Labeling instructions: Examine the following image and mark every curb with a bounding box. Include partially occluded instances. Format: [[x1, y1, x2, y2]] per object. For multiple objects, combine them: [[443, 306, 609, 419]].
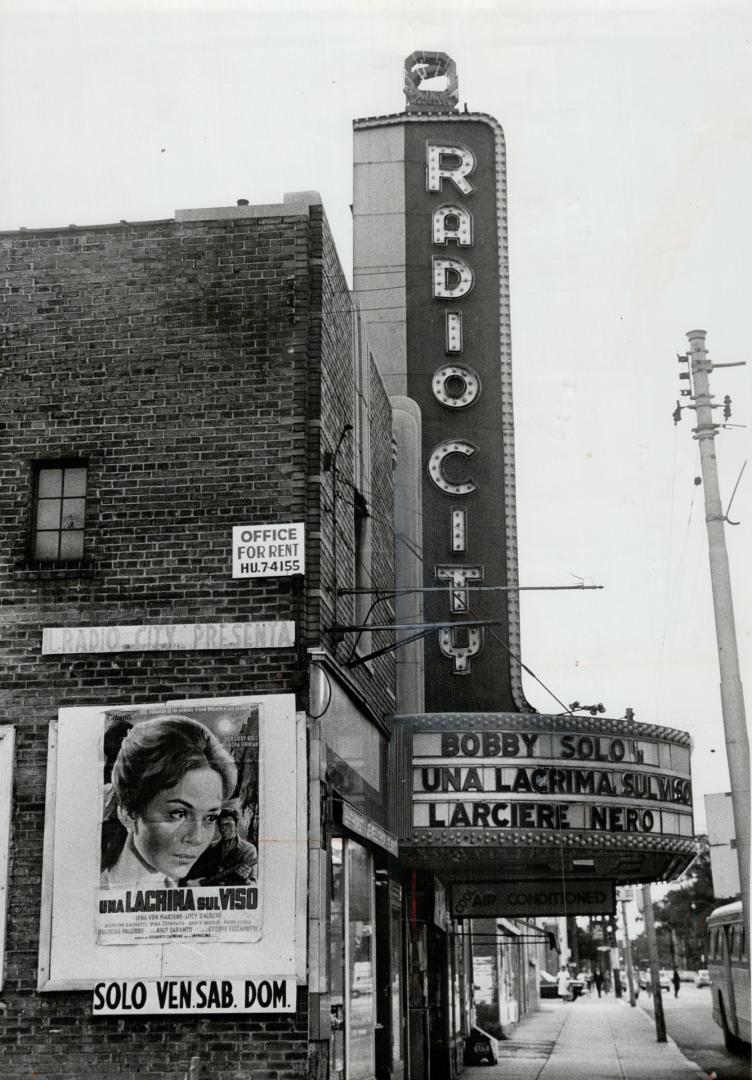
[[618, 996, 708, 1076]]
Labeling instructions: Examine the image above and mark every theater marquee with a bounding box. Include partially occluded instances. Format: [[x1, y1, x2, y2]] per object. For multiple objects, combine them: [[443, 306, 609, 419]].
[[391, 713, 695, 882]]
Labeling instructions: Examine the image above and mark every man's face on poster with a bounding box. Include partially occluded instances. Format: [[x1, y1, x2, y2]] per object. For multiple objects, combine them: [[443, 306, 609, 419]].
[[219, 817, 237, 842]]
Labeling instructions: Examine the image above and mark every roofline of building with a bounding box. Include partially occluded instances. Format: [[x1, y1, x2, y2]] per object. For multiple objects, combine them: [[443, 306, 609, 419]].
[[0, 191, 325, 239], [353, 109, 502, 130]]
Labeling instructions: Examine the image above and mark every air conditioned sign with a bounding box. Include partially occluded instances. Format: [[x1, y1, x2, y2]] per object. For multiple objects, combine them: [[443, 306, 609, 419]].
[[232, 523, 305, 578], [451, 880, 616, 918]]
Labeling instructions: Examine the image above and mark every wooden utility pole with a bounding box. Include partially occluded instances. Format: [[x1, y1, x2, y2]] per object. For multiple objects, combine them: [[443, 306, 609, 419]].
[[641, 884, 666, 1042], [680, 330, 749, 955]]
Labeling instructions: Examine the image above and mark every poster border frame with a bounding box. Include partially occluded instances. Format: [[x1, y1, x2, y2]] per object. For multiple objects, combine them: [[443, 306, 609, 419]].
[[37, 722, 57, 990], [0, 726, 15, 992], [37, 699, 306, 993]]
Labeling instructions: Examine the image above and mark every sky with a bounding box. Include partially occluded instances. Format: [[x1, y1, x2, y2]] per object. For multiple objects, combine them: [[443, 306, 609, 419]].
[[1, 0, 750, 837]]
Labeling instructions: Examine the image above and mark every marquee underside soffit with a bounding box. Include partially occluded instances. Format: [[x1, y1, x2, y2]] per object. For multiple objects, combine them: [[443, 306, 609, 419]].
[[396, 839, 695, 885]]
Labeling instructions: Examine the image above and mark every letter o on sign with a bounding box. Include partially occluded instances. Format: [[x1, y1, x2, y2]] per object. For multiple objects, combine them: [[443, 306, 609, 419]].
[[432, 364, 481, 409]]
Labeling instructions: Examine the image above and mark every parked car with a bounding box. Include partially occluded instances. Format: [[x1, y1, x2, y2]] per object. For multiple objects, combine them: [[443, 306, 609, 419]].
[[638, 970, 670, 992], [695, 969, 711, 988], [679, 970, 697, 982]]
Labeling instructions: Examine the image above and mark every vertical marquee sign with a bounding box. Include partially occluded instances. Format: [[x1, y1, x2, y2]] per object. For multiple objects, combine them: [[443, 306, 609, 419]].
[[354, 52, 523, 713]]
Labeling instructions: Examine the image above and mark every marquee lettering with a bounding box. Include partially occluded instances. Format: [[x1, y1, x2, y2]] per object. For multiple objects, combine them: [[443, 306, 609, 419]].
[[433, 205, 473, 246], [451, 509, 467, 552], [432, 364, 481, 409], [426, 142, 482, 675], [441, 731, 540, 757], [438, 626, 482, 674], [413, 765, 691, 805], [445, 312, 463, 352], [427, 441, 478, 495], [435, 565, 482, 613], [432, 257, 474, 299], [426, 144, 476, 195], [427, 801, 571, 830]]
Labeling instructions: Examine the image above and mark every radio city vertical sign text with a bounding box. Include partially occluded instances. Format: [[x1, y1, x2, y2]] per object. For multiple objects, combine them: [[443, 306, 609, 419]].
[[404, 117, 516, 711]]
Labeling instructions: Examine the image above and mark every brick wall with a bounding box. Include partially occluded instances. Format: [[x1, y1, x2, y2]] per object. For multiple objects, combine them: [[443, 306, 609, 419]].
[[304, 206, 395, 721], [0, 205, 395, 1078]]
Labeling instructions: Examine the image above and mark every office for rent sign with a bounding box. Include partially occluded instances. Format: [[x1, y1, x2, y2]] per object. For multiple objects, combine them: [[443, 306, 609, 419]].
[[232, 523, 305, 578], [39, 695, 305, 1011]]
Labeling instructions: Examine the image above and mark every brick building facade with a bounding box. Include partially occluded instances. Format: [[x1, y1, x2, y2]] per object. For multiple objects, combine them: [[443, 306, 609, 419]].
[[0, 194, 397, 1079]]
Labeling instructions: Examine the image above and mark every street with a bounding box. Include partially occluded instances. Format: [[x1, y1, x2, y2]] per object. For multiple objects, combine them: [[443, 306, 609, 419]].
[[637, 984, 750, 1080]]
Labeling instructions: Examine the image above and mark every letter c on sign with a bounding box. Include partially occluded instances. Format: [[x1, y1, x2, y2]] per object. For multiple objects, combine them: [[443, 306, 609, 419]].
[[428, 441, 478, 496]]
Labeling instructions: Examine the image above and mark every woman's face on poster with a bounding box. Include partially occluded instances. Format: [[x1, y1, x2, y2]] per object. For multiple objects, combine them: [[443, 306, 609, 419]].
[[127, 766, 224, 880]]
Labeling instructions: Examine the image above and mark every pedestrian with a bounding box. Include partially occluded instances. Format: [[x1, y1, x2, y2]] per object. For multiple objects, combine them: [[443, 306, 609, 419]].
[[594, 970, 603, 998], [556, 965, 571, 1003], [672, 969, 681, 998]]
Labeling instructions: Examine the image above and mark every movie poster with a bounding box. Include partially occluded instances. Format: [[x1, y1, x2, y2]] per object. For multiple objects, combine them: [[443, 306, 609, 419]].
[[96, 701, 262, 945]]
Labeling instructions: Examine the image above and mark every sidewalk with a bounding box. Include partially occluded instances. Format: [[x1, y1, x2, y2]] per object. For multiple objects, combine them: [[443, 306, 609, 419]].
[[462, 994, 707, 1080]]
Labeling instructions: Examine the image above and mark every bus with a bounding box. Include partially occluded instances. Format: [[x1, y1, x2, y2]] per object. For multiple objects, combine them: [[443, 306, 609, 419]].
[[707, 900, 750, 1054]]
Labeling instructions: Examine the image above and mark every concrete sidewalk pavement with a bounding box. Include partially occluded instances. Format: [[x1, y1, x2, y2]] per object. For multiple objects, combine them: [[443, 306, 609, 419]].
[[462, 994, 708, 1080]]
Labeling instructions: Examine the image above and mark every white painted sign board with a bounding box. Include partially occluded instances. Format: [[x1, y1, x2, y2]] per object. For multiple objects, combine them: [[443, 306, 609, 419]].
[[42, 621, 294, 654], [705, 792, 741, 898], [93, 976, 296, 1015], [232, 523, 305, 578]]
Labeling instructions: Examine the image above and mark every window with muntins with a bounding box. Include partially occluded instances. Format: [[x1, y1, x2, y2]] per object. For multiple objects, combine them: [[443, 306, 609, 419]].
[[32, 462, 87, 560]]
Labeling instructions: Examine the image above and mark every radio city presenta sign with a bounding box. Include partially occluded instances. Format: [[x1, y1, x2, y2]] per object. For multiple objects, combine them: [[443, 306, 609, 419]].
[[42, 621, 294, 654], [409, 715, 693, 841]]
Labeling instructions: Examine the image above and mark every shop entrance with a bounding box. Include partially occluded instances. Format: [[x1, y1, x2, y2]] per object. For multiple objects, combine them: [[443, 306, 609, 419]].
[[330, 838, 377, 1080]]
